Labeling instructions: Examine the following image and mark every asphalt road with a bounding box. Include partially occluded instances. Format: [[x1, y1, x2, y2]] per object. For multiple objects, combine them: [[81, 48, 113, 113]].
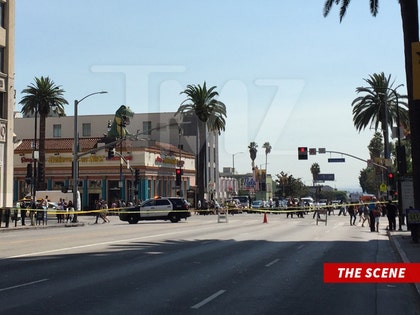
[[0, 213, 419, 315]]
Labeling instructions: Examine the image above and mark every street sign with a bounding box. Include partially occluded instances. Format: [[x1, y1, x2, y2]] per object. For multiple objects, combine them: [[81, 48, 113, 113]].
[[317, 173, 335, 181], [379, 183, 387, 193], [328, 158, 345, 163]]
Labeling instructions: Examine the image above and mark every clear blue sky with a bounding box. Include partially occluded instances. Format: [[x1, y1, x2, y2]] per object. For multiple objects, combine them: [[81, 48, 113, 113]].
[[15, 1, 406, 191]]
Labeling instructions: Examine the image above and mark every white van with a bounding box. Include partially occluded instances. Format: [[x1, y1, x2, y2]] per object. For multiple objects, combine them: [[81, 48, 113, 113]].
[[300, 197, 314, 206], [233, 196, 250, 208], [34, 190, 81, 210]]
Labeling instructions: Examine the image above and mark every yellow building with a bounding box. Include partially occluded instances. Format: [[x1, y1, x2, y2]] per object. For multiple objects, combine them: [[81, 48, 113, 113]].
[[14, 136, 195, 210]]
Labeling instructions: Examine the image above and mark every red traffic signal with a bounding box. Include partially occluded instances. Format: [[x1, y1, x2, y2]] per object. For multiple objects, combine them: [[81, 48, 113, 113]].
[[387, 172, 395, 186], [298, 147, 308, 160], [175, 168, 182, 186]]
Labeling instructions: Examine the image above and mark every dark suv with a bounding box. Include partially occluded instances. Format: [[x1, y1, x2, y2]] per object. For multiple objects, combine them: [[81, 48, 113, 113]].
[[119, 197, 191, 224]]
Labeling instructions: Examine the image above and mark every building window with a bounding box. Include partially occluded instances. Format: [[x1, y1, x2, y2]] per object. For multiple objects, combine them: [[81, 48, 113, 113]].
[[53, 124, 62, 138], [143, 121, 152, 135], [0, 3, 4, 28], [0, 92, 4, 119], [0, 47, 4, 74], [82, 123, 91, 137]]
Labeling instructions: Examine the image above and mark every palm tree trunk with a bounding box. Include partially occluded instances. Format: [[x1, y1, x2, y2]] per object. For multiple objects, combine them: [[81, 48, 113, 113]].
[[400, 0, 420, 208], [198, 121, 207, 204], [38, 113, 47, 190]]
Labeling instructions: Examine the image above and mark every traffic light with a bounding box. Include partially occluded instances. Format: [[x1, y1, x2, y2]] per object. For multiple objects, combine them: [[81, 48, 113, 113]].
[[38, 163, 45, 181], [25, 164, 32, 184], [387, 172, 395, 187], [134, 168, 140, 185], [298, 147, 308, 160], [396, 145, 407, 175], [175, 168, 182, 186], [108, 147, 115, 159]]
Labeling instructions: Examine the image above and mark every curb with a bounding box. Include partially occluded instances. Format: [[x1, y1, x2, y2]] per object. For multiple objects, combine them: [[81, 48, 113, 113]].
[[0, 221, 86, 232], [388, 230, 420, 297]]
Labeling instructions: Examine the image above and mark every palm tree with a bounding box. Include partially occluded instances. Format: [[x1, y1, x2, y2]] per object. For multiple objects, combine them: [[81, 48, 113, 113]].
[[176, 82, 227, 204], [20, 76, 68, 190], [310, 163, 321, 184], [248, 142, 258, 171], [351, 73, 408, 160], [262, 142, 272, 172], [323, 0, 420, 215]]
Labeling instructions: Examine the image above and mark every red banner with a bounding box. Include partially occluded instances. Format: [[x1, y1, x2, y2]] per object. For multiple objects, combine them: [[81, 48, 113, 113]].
[[324, 263, 420, 283]]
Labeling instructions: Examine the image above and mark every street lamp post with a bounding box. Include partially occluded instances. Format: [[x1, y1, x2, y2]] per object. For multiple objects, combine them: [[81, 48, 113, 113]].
[[177, 126, 184, 197], [390, 85, 405, 230], [381, 85, 405, 230], [72, 91, 107, 222], [232, 152, 243, 174]]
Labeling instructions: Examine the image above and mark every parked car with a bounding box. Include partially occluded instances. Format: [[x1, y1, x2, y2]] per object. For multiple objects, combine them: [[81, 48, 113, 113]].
[[251, 200, 263, 208], [119, 197, 191, 224], [224, 198, 243, 214], [300, 197, 314, 206], [233, 196, 250, 208], [315, 199, 328, 209]]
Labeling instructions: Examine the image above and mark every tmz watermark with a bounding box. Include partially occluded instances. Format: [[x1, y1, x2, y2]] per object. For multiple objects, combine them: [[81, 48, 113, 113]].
[[90, 64, 306, 156]]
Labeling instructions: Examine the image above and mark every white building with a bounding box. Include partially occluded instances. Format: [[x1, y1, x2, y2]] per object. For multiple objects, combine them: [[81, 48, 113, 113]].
[[0, 1, 15, 209]]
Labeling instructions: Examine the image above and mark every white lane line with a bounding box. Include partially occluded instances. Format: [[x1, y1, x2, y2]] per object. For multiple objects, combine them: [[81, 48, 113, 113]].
[[2, 230, 200, 260], [191, 290, 226, 309], [265, 258, 279, 267], [0, 279, 49, 292]]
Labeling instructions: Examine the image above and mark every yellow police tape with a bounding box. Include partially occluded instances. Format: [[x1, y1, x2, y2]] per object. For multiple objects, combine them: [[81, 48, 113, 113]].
[[12, 200, 395, 216]]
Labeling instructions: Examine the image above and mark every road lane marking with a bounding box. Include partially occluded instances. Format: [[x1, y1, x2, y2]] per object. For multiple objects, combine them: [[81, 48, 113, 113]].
[[265, 258, 279, 267], [0, 279, 49, 292], [191, 290, 226, 309], [2, 229, 210, 260]]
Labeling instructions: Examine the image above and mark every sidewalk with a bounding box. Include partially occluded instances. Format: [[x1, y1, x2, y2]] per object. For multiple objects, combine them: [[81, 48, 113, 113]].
[[388, 225, 420, 296], [0, 215, 101, 231]]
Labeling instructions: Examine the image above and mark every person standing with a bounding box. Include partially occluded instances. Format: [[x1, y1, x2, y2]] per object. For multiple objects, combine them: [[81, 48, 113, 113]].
[[361, 204, 370, 227], [373, 205, 382, 232], [338, 200, 346, 216], [66, 200, 74, 223], [369, 202, 376, 232], [287, 198, 294, 218], [386, 200, 397, 231], [19, 201, 26, 226], [348, 204, 357, 226], [29, 197, 36, 226]]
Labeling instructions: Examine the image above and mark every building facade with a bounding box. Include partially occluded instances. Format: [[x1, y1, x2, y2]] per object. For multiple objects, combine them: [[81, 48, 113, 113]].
[[14, 136, 195, 209], [14, 111, 220, 208], [0, 0, 15, 208]]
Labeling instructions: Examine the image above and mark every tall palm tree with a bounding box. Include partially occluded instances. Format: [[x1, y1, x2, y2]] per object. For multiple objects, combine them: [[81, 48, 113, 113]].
[[176, 82, 227, 204], [248, 142, 258, 171], [310, 163, 321, 184], [351, 73, 408, 160], [262, 142, 272, 172], [323, 0, 420, 215], [20, 76, 68, 190]]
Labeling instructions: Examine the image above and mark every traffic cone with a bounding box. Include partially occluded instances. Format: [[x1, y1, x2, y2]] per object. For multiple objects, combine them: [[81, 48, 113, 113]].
[[263, 212, 268, 223]]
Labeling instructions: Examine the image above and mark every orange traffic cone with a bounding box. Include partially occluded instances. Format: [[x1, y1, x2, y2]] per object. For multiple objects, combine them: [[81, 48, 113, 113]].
[[263, 212, 268, 223]]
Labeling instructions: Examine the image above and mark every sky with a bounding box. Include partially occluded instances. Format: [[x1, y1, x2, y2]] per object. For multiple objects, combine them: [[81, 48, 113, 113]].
[[15, 1, 407, 191]]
